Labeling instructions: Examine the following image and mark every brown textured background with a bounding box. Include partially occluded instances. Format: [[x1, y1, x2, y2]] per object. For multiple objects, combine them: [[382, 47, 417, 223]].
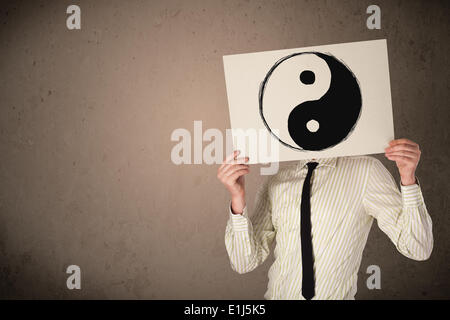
[[0, 0, 448, 299]]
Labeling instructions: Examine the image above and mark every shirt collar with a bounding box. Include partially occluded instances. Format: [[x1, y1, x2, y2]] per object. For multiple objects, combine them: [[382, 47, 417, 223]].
[[295, 157, 338, 171]]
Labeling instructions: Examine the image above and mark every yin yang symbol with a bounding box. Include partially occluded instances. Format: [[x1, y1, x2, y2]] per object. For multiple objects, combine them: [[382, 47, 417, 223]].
[[259, 52, 362, 151]]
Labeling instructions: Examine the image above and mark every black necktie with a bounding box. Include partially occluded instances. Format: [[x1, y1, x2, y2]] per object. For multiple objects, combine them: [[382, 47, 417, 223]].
[[301, 161, 318, 300]]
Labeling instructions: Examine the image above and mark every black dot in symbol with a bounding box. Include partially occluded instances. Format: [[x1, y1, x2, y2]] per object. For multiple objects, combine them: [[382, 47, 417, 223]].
[[300, 70, 315, 85]]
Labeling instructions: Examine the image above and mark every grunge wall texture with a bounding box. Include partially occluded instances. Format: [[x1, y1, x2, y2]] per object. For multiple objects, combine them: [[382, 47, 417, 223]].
[[0, 0, 448, 299]]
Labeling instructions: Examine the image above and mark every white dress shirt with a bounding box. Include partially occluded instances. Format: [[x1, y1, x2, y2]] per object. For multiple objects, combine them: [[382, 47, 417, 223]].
[[224, 156, 433, 299]]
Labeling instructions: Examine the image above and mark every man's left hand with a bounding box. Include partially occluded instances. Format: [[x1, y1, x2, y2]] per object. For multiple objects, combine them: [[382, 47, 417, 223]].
[[385, 138, 421, 186]]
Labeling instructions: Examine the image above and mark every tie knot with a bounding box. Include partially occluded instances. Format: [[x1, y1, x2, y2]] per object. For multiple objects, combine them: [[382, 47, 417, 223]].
[[307, 162, 319, 171]]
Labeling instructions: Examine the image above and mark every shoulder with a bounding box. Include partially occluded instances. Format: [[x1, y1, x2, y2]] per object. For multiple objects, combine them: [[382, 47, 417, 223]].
[[266, 162, 298, 184], [338, 156, 394, 185], [259, 162, 298, 194], [337, 155, 382, 169]]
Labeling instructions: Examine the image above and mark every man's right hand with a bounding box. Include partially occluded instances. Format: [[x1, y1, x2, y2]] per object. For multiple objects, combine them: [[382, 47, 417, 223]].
[[217, 150, 249, 214]]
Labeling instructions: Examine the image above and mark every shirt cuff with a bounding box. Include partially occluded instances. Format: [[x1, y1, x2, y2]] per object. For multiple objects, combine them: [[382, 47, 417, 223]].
[[228, 203, 250, 232], [400, 177, 425, 207]]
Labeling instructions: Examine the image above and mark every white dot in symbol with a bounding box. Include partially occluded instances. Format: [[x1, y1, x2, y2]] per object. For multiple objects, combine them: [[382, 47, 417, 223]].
[[306, 120, 320, 132]]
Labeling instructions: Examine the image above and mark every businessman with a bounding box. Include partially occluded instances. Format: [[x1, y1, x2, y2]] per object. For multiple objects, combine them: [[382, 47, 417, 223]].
[[217, 139, 433, 299]]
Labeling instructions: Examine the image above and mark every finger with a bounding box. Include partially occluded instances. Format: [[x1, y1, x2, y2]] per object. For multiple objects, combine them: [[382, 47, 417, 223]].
[[389, 138, 416, 146], [385, 155, 414, 162], [219, 157, 249, 174], [385, 150, 418, 159], [223, 164, 250, 177], [226, 157, 250, 165], [226, 150, 240, 162], [219, 157, 249, 175], [220, 159, 249, 175], [389, 139, 418, 147], [228, 168, 250, 182], [220, 150, 240, 170], [385, 144, 419, 153]]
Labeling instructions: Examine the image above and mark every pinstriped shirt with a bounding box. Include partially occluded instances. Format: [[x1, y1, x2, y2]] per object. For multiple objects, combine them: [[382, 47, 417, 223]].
[[224, 156, 433, 300]]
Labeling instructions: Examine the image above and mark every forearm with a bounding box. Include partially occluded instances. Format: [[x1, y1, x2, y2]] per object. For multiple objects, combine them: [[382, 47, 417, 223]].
[[224, 207, 260, 274], [231, 195, 246, 215], [365, 157, 433, 261], [395, 184, 433, 260]]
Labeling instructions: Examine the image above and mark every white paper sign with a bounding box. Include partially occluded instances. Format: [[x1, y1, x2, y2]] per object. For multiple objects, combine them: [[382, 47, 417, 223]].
[[222, 39, 394, 164]]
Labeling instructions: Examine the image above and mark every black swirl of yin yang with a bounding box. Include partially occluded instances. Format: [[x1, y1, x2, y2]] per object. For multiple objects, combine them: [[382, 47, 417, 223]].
[[258, 52, 362, 151]]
